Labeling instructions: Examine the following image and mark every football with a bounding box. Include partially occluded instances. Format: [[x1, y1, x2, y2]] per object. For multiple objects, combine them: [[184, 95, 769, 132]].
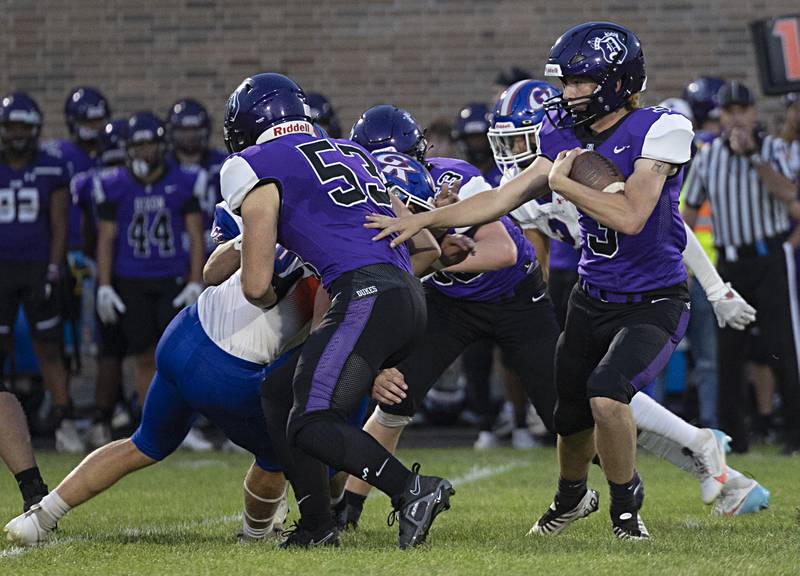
[[568, 150, 626, 193]]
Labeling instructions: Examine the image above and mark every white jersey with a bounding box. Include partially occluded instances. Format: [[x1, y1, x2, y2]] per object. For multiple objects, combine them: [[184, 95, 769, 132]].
[[502, 171, 582, 249], [197, 269, 316, 365], [199, 201, 318, 365]]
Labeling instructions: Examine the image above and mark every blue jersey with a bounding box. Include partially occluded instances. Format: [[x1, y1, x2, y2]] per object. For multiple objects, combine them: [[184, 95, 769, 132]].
[[220, 123, 411, 288], [45, 139, 99, 250], [538, 107, 694, 292], [94, 162, 204, 279], [426, 157, 538, 302], [0, 148, 70, 262]]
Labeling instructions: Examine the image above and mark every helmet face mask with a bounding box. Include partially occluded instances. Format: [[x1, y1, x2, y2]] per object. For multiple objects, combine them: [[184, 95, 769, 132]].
[[489, 79, 559, 178], [125, 112, 167, 180], [167, 99, 211, 156], [350, 105, 427, 162], [0, 92, 43, 159], [65, 87, 110, 145]]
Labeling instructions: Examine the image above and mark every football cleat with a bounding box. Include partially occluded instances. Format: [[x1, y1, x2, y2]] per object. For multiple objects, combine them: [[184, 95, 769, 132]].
[[179, 427, 214, 452], [87, 421, 112, 450], [511, 428, 539, 450], [611, 510, 650, 541], [389, 463, 455, 549], [713, 477, 770, 517], [528, 488, 599, 536], [278, 521, 340, 549], [334, 501, 363, 532], [690, 429, 730, 504], [4, 504, 57, 546], [473, 430, 502, 450], [55, 419, 86, 454]]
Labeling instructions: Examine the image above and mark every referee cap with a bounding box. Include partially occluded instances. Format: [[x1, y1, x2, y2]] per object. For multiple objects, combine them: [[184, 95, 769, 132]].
[[717, 81, 755, 109]]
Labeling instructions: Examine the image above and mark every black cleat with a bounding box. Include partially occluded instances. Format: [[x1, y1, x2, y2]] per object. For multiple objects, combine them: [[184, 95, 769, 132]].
[[334, 501, 362, 531], [278, 521, 340, 549], [611, 474, 649, 540], [389, 463, 455, 549], [528, 488, 599, 535], [21, 479, 48, 513]]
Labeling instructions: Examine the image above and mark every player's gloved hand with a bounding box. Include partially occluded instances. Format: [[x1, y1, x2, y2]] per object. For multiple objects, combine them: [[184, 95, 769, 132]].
[[97, 285, 126, 325], [372, 367, 408, 405], [268, 246, 306, 308], [436, 233, 476, 269], [707, 282, 756, 330], [172, 282, 204, 309]]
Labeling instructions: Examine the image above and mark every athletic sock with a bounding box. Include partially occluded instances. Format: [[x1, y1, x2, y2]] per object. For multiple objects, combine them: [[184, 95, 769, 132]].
[[556, 476, 587, 508], [630, 393, 699, 450], [609, 474, 638, 516], [345, 490, 367, 511], [15, 467, 48, 504], [37, 491, 70, 529]]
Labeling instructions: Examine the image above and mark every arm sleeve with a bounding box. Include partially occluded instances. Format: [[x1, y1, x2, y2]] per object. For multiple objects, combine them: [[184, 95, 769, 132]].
[[681, 221, 727, 299], [210, 201, 243, 244], [220, 155, 261, 213], [640, 113, 694, 165], [93, 176, 117, 220]]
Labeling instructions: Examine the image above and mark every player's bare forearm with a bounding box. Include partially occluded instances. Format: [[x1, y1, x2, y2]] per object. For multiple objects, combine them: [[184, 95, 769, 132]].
[[240, 184, 279, 307], [443, 221, 517, 273], [49, 187, 68, 268], [96, 220, 117, 286], [203, 236, 241, 286], [185, 213, 205, 284], [754, 162, 797, 204]]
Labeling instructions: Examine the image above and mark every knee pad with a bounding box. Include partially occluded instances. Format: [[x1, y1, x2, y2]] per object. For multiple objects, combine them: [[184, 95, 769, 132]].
[[553, 397, 594, 437], [586, 363, 634, 404], [373, 405, 412, 428]]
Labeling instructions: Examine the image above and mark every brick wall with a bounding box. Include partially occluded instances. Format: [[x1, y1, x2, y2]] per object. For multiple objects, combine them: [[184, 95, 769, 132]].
[[1, 0, 796, 144]]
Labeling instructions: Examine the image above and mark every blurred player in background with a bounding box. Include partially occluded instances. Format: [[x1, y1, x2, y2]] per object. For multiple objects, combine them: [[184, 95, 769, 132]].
[[166, 99, 228, 255], [0, 92, 80, 453], [93, 112, 205, 415], [306, 92, 342, 138]]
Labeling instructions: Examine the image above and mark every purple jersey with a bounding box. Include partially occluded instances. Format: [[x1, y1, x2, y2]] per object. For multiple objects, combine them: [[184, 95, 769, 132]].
[[426, 157, 538, 301], [220, 126, 411, 288], [550, 237, 581, 271], [170, 148, 228, 243], [0, 148, 70, 262], [45, 140, 99, 249], [95, 162, 203, 279], [538, 107, 693, 293]]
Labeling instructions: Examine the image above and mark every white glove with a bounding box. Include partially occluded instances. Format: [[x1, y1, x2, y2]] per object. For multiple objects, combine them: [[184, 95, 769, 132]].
[[97, 285, 126, 325], [172, 282, 204, 309], [707, 283, 757, 330]]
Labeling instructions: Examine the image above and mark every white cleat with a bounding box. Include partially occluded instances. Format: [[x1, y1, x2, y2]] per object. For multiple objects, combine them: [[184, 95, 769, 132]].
[[4, 504, 56, 546], [691, 429, 730, 504], [473, 430, 502, 450], [511, 428, 539, 450], [87, 422, 112, 450], [55, 419, 87, 454], [713, 476, 770, 517], [180, 427, 214, 452]]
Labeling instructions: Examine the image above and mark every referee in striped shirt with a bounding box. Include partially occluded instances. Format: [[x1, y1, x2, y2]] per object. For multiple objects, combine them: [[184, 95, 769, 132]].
[[683, 81, 800, 455]]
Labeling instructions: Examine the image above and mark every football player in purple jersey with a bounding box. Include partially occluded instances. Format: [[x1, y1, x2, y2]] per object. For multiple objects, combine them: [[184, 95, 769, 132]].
[[220, 73, 453, 549], [367, 22, 703, 540], [94, 112, 205, 415], [453, 103, 503, 186], [0, 92, 84, 450], [166, 99, 229, 256]]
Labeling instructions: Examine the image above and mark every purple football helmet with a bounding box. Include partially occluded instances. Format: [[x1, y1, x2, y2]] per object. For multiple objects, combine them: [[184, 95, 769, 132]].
[[543, 21, 646, 128]]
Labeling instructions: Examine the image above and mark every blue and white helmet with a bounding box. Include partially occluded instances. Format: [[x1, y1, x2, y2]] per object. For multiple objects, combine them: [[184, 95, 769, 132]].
[[488, 79, 560, 178], [372, 150, 435, 213]]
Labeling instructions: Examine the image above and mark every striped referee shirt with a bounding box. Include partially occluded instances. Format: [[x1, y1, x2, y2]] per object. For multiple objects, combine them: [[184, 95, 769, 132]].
[[685, 134, 795, 248]]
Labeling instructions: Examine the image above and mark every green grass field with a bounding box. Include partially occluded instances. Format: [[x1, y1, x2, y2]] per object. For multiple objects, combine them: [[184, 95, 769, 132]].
[[1, 447, 798, 575]]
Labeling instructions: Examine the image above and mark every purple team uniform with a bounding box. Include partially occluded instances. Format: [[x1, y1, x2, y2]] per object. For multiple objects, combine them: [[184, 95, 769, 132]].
[[94, 162, 203, 353], [538, 107, 695, 434], [45, 139, 98, 250], [0, 148, 70, 339], [378, 155, 559, 432]]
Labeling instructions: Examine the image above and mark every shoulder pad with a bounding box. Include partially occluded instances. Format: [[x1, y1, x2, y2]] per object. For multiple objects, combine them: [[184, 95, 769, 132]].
[[639, 110, 694, 165], [220, 155, 260, 213]]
